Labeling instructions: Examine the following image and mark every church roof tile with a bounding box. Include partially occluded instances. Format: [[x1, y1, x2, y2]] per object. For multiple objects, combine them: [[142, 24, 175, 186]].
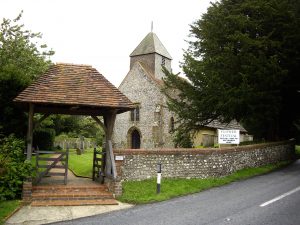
[[14, 63, 134, 113]]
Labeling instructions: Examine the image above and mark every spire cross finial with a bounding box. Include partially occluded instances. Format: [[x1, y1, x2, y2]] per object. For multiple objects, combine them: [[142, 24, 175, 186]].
[[151, 21, 153, 32]]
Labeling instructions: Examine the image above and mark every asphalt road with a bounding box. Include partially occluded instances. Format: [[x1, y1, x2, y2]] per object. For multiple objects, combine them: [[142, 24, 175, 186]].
[[51, 160, 300, 225]]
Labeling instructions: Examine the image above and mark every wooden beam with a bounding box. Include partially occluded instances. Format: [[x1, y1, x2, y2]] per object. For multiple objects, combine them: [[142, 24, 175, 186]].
[[34, 113, 50, 130], [104, 110, 117, 139], [91, 116, 107, 133], [103, 110, 117, 178], [26, 103, 34, 160], [108, 140, 117, 179], [33, 104, 125, 116]]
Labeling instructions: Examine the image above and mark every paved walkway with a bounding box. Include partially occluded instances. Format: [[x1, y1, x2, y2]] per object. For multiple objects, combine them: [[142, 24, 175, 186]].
[[5, 168, 134, 225], [5, 202, 133, 225]]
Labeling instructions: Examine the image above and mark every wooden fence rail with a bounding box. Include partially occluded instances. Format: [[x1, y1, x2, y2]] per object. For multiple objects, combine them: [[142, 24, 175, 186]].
[[35, 149, 69, 185]]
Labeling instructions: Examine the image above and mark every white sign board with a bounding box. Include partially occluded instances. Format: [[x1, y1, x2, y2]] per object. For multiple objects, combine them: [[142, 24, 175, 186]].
[[115, 155, 124, 161], [218, 129, 240, 144]]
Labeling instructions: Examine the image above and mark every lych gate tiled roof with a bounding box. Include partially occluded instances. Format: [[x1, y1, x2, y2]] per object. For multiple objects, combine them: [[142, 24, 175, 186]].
[[14, 63, 134, 114]]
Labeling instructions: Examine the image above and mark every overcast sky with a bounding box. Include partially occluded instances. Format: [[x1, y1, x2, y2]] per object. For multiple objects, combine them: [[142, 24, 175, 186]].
[[1, 0, 214, 87]]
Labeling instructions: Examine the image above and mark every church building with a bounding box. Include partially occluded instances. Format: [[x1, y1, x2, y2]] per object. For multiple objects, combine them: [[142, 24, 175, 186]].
[[112, 31, 251, 149], [113, 31, 176, 149]]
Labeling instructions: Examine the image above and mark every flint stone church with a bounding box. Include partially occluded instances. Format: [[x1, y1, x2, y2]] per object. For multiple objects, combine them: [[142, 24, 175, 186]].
[[113, 31, 176, 149], [112, 31, 250, 149]]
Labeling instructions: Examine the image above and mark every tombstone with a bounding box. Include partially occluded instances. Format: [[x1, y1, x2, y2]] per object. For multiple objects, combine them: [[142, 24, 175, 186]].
[[80, 136, 85, 154]]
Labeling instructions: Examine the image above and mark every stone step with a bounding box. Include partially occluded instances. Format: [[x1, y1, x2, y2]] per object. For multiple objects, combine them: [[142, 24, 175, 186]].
[[30, 184, 116, 206], [32, 187, 108, 194], [32, 184, 108, 192], [31, 199, 119, 207], [32, 191, 113, 199]]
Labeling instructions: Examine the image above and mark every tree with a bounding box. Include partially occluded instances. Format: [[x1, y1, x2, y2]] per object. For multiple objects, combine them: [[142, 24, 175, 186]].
[[38, 115, 101, 138], [0, 12, 54, 137], [35, 115, 104, 148], [163, 0, 300, 141]]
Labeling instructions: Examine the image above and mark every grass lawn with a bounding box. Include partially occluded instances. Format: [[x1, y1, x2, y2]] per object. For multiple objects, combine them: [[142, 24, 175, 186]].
[[31, 154, 52, 166], [0, 200, 20, 225], [30, 153, 57, 175], [295, 145, 300, 158], [118, 161, 291, 204], [68, 148, 95, 178]]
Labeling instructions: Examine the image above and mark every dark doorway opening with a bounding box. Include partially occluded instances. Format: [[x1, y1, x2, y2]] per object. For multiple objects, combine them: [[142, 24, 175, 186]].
[[131, 129, 141, 149]]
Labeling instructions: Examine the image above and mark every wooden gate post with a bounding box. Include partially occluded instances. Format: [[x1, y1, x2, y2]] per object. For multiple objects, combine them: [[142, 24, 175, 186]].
[[26, 103, 34, 160], [103, 110, 117, 178], [64, 146, 69, 185]]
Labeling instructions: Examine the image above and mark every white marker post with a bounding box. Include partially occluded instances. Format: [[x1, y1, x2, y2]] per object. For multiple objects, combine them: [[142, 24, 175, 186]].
[[157, 163, 162, 194]]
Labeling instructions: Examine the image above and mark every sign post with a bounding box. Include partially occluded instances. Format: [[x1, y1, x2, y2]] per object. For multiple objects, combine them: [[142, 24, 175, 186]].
[[218, 129, 240, 145], [157, 163, 161, 194]]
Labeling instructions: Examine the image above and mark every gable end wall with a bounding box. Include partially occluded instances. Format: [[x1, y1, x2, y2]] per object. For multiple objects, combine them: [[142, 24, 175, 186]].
[[113, 63, 175, 149]]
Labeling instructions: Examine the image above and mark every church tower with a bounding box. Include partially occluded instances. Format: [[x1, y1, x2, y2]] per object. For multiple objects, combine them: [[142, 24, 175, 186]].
[[129, 32, 172, 80]]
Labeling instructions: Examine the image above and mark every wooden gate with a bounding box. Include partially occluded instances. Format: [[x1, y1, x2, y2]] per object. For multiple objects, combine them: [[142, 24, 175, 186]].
[[35, 149, 69, 184], [92, 147, 106, 183]]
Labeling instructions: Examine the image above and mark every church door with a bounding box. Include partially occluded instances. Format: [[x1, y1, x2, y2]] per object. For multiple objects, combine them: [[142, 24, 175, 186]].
[[131, 129, 141, 149]]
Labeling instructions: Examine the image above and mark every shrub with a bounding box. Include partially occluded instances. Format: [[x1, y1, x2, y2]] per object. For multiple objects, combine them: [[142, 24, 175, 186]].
[[95, 130, 104, 147], [239, 140, 266, 146], [173, 130, 193, 148], [33, 128, 55, 151], [0, 135, 33, 200]]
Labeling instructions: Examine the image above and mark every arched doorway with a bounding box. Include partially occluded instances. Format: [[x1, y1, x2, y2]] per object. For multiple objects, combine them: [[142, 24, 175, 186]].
[[131, 129, 141, 149], [127, 127, 142, 149]]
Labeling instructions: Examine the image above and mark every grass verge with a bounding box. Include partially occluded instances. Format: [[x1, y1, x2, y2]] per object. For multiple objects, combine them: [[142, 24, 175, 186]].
[[0, 200, 20, 225], [118, 161, 291, 204]]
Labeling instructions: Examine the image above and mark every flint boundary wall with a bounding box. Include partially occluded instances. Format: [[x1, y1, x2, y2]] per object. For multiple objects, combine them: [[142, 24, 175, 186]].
[[109, 141, 295, 195]]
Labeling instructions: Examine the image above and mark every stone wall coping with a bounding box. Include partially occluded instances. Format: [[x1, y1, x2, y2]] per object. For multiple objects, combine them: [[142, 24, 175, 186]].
[[114, 140, 294, 155]]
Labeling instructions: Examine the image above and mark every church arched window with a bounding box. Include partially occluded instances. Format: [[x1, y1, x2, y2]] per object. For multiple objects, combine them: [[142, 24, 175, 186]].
[[130, 104, 140, 122], [169, 117, 175, 133]]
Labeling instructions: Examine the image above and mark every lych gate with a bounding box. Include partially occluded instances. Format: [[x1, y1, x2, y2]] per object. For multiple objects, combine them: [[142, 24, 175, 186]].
[[14, 63, 134, 183]]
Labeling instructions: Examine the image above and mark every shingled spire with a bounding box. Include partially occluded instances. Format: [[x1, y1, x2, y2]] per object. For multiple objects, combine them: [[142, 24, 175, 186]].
[[129, 32, 172, 80], [130, 32, 172, 59]]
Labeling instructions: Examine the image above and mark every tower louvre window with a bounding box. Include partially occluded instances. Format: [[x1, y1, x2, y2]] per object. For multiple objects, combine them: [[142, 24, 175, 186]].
[[161, 57, 165, 66]]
